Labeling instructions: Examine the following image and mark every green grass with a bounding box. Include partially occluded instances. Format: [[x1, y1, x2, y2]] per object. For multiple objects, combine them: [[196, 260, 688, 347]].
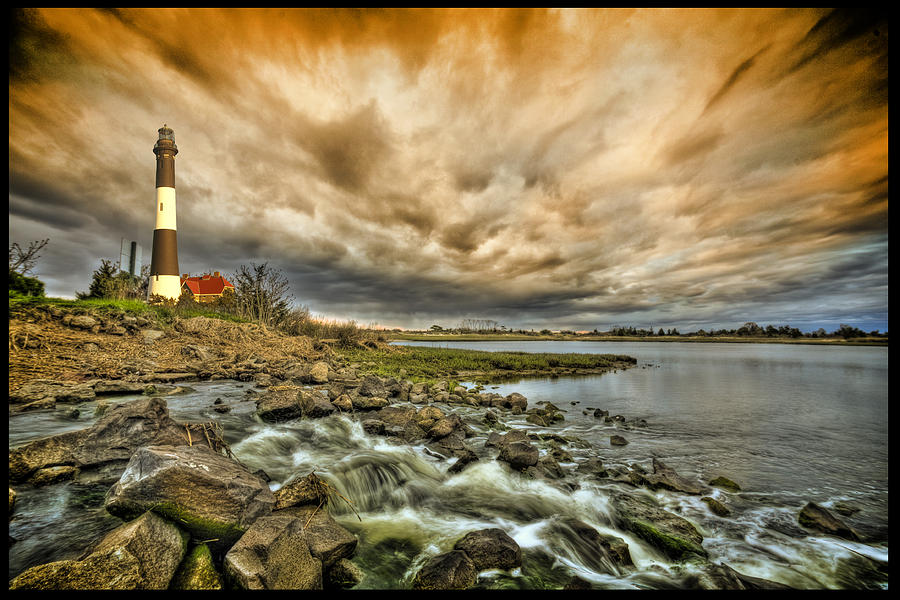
[[336, 345, 635, 384], [8, 293, 250, 325]]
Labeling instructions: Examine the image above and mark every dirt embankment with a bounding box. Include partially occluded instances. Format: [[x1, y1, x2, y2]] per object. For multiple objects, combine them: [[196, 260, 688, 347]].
[[8, 305, 325, 394]]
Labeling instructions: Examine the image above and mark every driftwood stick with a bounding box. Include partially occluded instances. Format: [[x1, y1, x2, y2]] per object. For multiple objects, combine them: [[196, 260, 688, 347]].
[[186, 425, 192, 446]]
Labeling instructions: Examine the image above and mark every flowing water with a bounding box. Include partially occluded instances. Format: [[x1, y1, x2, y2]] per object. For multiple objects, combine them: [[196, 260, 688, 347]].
[[8, 341, 889, 589]]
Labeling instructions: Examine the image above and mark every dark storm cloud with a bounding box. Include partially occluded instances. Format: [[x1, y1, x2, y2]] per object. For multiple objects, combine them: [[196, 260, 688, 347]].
[[8, 8, 889, 332]]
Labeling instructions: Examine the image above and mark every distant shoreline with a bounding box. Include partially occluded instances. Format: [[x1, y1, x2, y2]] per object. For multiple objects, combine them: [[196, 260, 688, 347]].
[[389, 334, 888, 347]]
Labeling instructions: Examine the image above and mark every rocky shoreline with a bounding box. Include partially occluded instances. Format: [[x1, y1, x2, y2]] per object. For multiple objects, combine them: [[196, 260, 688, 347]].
[[8, 314, 868, 589]]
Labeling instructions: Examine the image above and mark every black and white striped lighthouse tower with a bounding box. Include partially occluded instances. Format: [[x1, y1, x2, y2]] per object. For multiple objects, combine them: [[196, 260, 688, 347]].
[[148, 124, 181, 300]]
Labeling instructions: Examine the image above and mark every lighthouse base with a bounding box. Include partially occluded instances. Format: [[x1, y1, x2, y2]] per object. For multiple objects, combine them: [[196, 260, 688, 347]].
[[148, 274, 182, 301]]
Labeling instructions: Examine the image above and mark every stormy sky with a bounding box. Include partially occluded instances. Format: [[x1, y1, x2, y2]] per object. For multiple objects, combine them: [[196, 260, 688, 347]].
[[9, 8, 888, 332]]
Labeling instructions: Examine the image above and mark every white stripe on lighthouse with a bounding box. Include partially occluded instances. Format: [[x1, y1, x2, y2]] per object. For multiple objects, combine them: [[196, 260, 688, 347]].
[[150, 274, 182, 300], [155, 187, 177, 231]]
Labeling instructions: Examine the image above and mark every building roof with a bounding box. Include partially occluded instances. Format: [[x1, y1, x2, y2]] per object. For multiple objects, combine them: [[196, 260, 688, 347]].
[[181, 273, 235, 296]]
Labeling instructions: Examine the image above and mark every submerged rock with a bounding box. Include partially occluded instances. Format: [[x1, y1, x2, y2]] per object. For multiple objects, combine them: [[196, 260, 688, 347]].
[[610, 435, 629, 446], [701, 497, 731, 517], [643, 458, 709, 495], [105, 444, 275, 545], [708, 476, 742, 493], [453, 528, 522, 572], [9, 511, 188, 590], [798, 502, 861, 541], [412, 550, 478, 590]]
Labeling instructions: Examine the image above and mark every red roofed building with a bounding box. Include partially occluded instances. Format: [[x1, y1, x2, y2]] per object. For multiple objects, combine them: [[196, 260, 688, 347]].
[[180, 272, 235, 303]]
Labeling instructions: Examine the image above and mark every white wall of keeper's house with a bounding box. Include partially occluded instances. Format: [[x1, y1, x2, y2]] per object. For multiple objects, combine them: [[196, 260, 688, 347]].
[[155, 187, 177, 231]]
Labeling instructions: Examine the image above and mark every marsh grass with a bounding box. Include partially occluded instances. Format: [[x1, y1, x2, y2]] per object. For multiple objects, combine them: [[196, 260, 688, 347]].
[[336, 345, 635, 383]]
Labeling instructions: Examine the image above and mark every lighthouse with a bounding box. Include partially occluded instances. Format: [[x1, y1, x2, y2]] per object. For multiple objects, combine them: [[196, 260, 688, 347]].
[[148, 124, 181, 301]]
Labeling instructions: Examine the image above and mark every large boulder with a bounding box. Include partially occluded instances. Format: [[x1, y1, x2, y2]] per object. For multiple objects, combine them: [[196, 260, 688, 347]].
[[105, 444, 275, 545], [224, 513, 323, 590], [610, 493, 707, 560], [9, 511, 188, 590], [452, 528, 521, 572], [9, 397, 187, 484], [798, 502, 861, 541], [299, 390, 336, 419], [256, 388, 303, 422]]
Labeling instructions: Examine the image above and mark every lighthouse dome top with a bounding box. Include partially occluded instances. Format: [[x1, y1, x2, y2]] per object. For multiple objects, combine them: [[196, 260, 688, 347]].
[[157, 124, 175, 140], [154, 124, 178, 155]]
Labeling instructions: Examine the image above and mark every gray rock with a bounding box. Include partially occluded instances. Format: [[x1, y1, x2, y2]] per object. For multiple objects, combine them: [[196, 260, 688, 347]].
[[798, 502, 861, 541], [332, 394, 353, 412], [325, 558, 365, 589], [643, 458, 709, 495], [256, 388, 303, 422], [701, 496, 731, 517], [31, 465, 80, 487], [610, 492, 707, 560], [91, 380, 148, 395], [8, 396, 187, 484], [498, 441, 539, 470], [351, 395, 390, 411], [9, 511, 187, 590], [274, 473, 328, 510], [69, 315, 98, 330], [10, 379, 96, 404], [299, 390, 336, 419], [610, 435, 629, 446], [358, 374, 386, 397], [429, 414, 463, 439], [453, 528, 521, 571], [411, 550, 477, 590], [141, 330, 165, 345], [105, 444, 275, 544], [308, 362, 330, 384], [280, 505, 358, 568], [224, 513, 322, 589], [708, 476, 742, 492], [503, 392, 528, 412]]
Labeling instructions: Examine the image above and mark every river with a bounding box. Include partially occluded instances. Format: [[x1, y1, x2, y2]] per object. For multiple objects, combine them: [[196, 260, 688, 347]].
[[8, 341, 889, 589]]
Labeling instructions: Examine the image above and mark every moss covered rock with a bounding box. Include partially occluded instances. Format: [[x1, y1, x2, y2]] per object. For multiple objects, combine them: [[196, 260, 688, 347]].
[[169, 543, 223, 590], [105, 444, 275, 545], [708, 476, 742, 493], [610, 493, 707, 560]]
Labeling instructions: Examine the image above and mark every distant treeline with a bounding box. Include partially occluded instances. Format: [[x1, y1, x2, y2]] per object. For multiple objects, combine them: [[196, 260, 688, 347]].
[[421, 321, 885, 339]]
